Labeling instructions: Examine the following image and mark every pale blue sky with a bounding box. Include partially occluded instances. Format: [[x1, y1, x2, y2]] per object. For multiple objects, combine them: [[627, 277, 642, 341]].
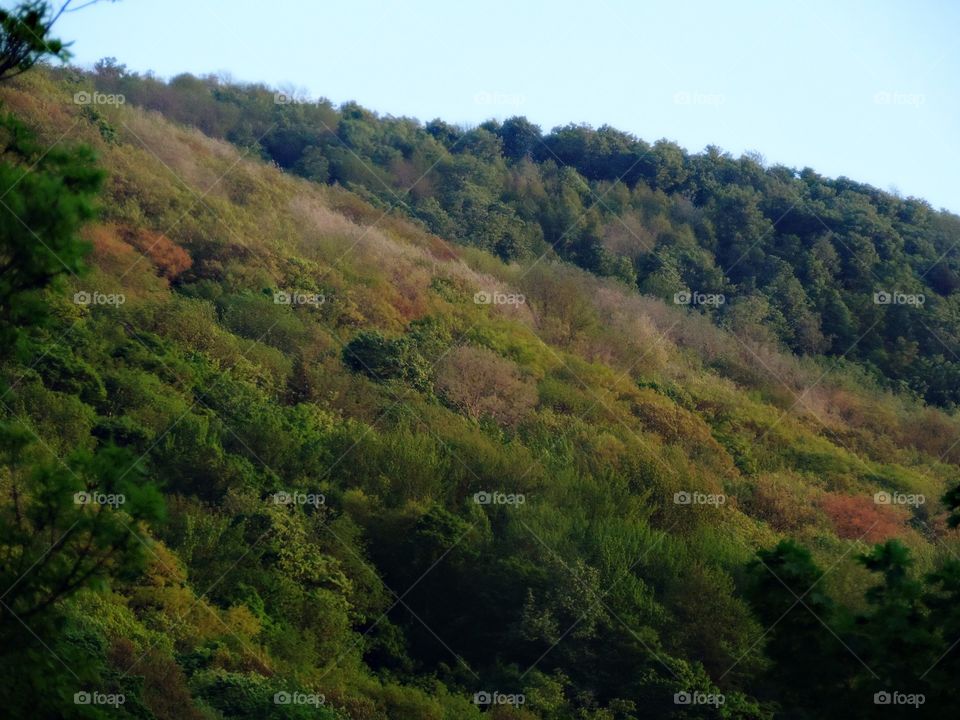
[[53, 0, 958, 212]]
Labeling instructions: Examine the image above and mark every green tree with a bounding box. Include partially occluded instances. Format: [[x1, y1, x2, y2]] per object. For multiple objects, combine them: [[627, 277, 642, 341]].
[[747, 540, 849, 717], [342, 330, 431, 390], [0, 113, 102, 350], [499, 116, 542, 162], [852, 541, 938, 691], [0, 0, 72, 81]]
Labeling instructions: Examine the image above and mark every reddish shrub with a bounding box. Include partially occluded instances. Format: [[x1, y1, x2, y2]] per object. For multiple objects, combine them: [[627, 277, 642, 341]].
[[124, 227, 192, 279], [818, 493, 905, 543]]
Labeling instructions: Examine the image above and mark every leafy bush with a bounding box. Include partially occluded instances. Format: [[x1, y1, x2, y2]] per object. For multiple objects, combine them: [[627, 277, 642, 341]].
[[435, 345, 537, 426], [342, 330, 431, 390]]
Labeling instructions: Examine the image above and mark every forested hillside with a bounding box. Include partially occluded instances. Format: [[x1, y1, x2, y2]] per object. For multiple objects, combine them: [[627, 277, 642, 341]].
[[2, 9, 960, 719], [88, 58, 960, 408]]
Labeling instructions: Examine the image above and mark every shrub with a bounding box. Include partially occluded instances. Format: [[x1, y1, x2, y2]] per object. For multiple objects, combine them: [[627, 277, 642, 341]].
[[742, 473, 821, 532], [435, 345, 537, 427], [123, 226, 193, 279], [818, 493, 905, 543], [342, 330, 430, 390]]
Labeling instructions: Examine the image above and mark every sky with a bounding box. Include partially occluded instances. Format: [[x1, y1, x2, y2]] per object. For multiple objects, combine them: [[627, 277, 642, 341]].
[[53, 0, 959, 212]]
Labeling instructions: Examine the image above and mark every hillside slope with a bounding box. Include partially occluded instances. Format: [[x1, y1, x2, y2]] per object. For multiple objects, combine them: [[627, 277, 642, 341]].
[[1, 67, 960, 719], [88, 61, 960, 409]]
